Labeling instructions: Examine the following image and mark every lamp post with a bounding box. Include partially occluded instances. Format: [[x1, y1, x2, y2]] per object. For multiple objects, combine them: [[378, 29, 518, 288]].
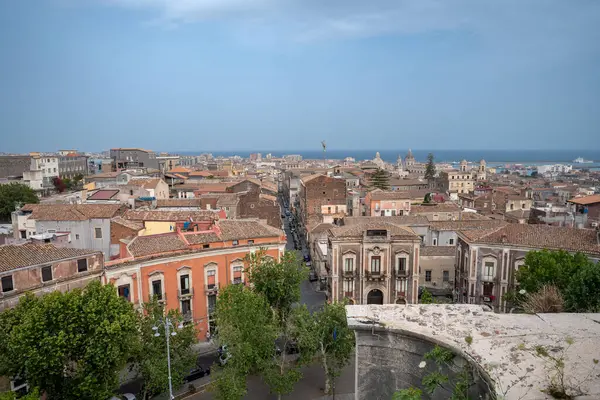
[[153, 317, 184, 400]]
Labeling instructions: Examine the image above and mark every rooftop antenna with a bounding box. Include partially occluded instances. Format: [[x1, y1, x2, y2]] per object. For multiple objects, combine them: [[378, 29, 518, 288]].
[[321, 140, 327, 168]]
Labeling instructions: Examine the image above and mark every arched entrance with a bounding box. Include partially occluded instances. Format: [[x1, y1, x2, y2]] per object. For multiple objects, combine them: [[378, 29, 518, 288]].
[[367, 289, 384, 305]]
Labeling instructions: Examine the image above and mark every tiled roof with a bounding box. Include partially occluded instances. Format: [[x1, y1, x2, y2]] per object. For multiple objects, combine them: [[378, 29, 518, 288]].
[[429, 220, 506, 231], [309, 223, 335, 234], [420, 246, 456, 257], [218, 219, 283, 241], [167, 166, 191, 174], [459, 213, 492, 221], [343, 216, 430, 225], [411, 203, 461, 214], [568, 195, 600, 205], [463, 224, 600, 256], [301, 174, 326, 184], [126, 178, 162, 189], [28, 204, 123, 221], [156, 199, 202, 208], [87, 189, 120, 200], [123, 210, 219, 222], [111, 216, 144, 231], [329, 221, 418, 239], [184, 232, 221, 244], [0, 244, 100, 272], [370, 191, 412, 201], [259, 194, 277, 202], [128, 234, 188, 257], [89, 172, 120, 179]]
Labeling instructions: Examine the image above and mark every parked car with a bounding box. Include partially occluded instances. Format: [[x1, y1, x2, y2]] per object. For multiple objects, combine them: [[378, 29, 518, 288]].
[[285, 210, 291, 216], [183, 365, 210, 382], [109, 394, 136, 400]]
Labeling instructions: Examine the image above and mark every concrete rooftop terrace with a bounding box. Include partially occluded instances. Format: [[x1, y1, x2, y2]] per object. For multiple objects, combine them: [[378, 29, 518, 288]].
[[346, 304, 600, 400]]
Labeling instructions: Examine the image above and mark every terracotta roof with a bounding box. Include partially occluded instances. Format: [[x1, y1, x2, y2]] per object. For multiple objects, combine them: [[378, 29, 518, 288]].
[[183, 231, 221, 244], [429, 220, 506, 231], [411, 203, 461, 214], [420, 246, 456, 257], [568, 195, 600, 205], [167, 166, 191, 174], [301, 174, 326, 184], [309, 223, 335, 234], [343, 216, 430, 226], [87, 189, 120, 200], [191, 183, 231, 193], [329, 221, 418, 239], [259, 194, 277, 202], [28, 204, 123, 221], [458, 213, 492, 221], [463, 224, 600, 256], [370, 191, 412, 201], [90, 172, 119, 179], [128, 233, 188, 257], [126, 178, 163, 189], [0, 244, 100, 272], [123, 210, 219, 222], [189, 171, 216, 177], [217, 219, 283, 241], [111, 216, 144, 231], [156, 199, 202, 208]]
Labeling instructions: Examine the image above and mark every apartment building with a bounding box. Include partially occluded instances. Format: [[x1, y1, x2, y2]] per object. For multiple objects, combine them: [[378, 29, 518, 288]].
[[104, 219, 286, 339], [0, 244, 103, 311], [326, 219, 421, 305], [298, 174, 346, 229], [456, 224, 600, 312], [58, 151, 89, 179], [110, 148, 158, 171], [364, 190, 412, 216]]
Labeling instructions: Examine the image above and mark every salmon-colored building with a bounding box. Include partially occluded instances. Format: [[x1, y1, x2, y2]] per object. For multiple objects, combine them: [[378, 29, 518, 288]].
[[103, 219, 286, 340]]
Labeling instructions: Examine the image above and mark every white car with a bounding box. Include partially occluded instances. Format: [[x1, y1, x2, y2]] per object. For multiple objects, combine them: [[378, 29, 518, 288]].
[[109, 394, 136, 400]]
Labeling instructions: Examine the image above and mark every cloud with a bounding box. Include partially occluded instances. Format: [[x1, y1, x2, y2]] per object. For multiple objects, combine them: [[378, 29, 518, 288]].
[[104, 0, 600, 59]]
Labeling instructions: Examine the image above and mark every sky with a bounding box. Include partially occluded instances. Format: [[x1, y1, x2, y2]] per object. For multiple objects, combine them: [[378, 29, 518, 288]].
[[1, 0, 600, 153]]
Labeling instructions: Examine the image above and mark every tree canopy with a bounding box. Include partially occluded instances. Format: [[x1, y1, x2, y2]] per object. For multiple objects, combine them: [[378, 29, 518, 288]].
[[370, 169, 391, 191], [516, 250, 600, 312], [0, 281, 138, 400], [0, 182, 39, 221]]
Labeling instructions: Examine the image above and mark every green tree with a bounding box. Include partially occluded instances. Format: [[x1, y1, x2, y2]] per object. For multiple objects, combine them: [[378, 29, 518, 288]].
[[245, 251, 309, 400], [0, 182, 39, 221], [420, 288, 434, 304], [214, 284, 279, 400], [0, 388, 40, 400], [134, 299, 198, 399], [0, 281, 138, 400], [423, 193, 433, 204], [294, 301, 355, 394], [516, 250, 600, 312], [424, 153, 436, 183], [370, 169, 390, 190]]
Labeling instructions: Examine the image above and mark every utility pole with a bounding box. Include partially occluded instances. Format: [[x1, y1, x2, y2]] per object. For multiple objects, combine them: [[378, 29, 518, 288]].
[[153, 316, 183, 400]]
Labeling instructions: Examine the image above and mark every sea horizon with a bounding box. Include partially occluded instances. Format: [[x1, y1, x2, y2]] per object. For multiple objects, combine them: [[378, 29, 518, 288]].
[[173, 149, 600, 165]]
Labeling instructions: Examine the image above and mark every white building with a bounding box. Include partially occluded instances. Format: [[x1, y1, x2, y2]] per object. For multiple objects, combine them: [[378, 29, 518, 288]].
[[537, 164, 572, 176], [22, 154, 59, 191]]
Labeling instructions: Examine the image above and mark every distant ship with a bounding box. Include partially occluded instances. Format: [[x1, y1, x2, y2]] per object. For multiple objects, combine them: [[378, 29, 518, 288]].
[[573, 157, 594, 163]]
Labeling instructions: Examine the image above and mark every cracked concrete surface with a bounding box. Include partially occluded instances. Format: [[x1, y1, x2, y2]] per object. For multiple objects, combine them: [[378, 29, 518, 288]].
[[347, 304, 600, 400]]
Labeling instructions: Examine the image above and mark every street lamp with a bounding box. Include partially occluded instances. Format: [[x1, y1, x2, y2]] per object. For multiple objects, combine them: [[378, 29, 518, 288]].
[[152, 317, 184, 399]]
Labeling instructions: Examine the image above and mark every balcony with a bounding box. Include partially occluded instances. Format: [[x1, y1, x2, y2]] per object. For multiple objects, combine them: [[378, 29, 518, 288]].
[[178, 288, 194, 298], [365, 270, 386, 281], [342, 270, 355, 278], [152, 292, 167, 304], [394, 269, 408, 278], [205, 283, 220, 294]]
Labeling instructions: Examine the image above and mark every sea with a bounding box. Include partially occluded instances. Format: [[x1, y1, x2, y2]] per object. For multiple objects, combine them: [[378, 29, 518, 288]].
[[176, 149, 600, 170]]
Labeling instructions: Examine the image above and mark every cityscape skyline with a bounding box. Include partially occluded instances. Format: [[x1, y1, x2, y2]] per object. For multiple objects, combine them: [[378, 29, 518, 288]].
[[1, 1, 600, 152]]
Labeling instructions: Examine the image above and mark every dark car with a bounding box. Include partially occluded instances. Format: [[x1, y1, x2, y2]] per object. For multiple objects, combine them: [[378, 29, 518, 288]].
[[183, 365, 210, 383]]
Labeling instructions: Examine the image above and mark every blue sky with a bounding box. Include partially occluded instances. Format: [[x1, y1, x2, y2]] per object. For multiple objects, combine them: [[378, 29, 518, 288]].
[[1, 0, 600, 153]]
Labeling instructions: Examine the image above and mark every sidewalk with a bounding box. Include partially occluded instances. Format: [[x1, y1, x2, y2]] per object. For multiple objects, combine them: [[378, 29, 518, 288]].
[[192, 340, 218, 356]]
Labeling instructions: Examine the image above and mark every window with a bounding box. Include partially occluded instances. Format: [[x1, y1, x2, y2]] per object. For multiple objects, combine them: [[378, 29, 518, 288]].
[[449, 238, 454, 245], [181, 299, 191, 317], [343, 280, 354, 296], [248, 240, 254, 245], [432, 238, 438, 246], [510, 203, 514, 210], [396, 257, 406, 272], [208, 294, 217, 315], [233, 266, 243, 284], [147, 280, 161, 301], [95, 228, 102, 239], [206, 270, 216, 289], [129, 189, 134, 195], [425, 270, 432, 282], [77, 258, 88, 273], [344, 258, 354, 272], [483, 261, 495, 281], [203, 244, 210, 249], [443, 270, 450, 282], [41, 266, 53, 282], [232, 240, 239, 246], [370, 256, 381, 274], [75, 233, 80, 240], [20, 231, 26, 239], [180, 274, 190, 294], [327, 206, 331, 213], [1, 276, 14, 292], [118, 284, 131, 301], [522, 203, 526, 209]]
